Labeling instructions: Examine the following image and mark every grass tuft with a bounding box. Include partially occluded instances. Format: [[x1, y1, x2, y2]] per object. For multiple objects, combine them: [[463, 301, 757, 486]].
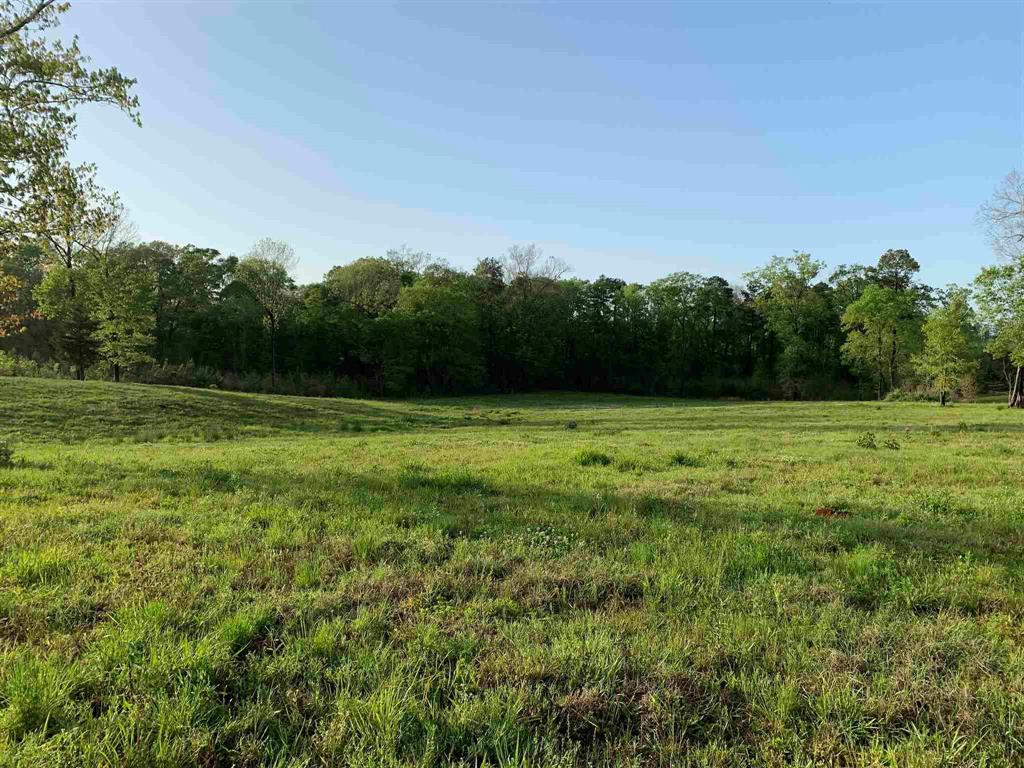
[[0, 437, 13, 467], [669, 450, 702, 467], [574, 449, 612, 467]]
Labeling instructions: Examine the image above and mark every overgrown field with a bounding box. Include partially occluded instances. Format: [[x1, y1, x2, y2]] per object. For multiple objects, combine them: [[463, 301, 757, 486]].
[[1, 378, 1023, 767]]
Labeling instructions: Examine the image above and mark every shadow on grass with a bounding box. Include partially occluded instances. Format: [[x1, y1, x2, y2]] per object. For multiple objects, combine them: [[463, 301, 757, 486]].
[[33, 451, 1023, 569]]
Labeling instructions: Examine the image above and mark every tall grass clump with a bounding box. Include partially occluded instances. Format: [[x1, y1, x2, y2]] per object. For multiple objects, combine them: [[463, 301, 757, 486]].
[[575, 449, 612, 467], [669, 450, 701, 467]]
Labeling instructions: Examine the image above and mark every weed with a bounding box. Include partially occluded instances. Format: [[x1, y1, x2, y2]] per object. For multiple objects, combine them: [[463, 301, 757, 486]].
[[512, 525, 577, 556], [0, 438, 13, 467], [916, 490, 955, 516], [856, 431, 877, 449]]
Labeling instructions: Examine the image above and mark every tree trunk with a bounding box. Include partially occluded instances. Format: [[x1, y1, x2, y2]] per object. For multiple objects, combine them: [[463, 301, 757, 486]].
[[270, 322, 277, 390], [113, 363, 121, 383], [939, 389, 946, 407], [889, 332, 898, 392], [1011, 366, 1024, 408], [876, 333, 885, 400]]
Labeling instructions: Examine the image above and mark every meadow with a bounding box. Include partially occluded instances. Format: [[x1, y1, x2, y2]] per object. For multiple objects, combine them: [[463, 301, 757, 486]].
[[0, 377, 1022, 767]]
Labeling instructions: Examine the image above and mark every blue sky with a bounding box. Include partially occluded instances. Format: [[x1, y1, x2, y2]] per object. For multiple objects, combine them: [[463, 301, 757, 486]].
[[65, 1, 1021, 287]]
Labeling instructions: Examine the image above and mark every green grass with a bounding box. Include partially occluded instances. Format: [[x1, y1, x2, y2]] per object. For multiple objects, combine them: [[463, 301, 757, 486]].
[[1, 377, 1023, 766]]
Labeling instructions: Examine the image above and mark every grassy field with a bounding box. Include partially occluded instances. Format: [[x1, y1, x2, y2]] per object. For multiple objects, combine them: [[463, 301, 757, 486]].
[[0, 378, 1023, 767]]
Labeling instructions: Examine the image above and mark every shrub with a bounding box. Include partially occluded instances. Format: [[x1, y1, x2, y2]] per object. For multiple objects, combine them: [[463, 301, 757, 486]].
[[564, 420, 578, 430], [856, 431, 877, 449], [0, 351, 62, 379], [575, 449, 612, 467], [883, 387, 931, 402], [958, 375, 978, 402], [883, 437, 900, 450], [0, 439, 13, 468]]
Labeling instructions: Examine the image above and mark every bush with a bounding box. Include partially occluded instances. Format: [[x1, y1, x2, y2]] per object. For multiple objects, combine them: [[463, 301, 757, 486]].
[[127, 363, 372, 399], [564, 420, 578, 430], [883, 387, 931, 402], [0, 351, 62, 379], [883, 437, 900, 450], [575, 449, 612, 467], [856, 431, 877, 449], [0, 439, 14, 468]]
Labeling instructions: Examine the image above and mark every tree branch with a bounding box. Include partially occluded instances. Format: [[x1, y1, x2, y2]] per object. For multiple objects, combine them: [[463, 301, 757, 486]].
[[0, 0, 56, 43]]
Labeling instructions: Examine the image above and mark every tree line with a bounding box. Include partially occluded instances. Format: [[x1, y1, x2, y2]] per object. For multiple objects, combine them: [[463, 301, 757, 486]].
[[1, 1, 1023, 406], [2, 235, 1021, 405]]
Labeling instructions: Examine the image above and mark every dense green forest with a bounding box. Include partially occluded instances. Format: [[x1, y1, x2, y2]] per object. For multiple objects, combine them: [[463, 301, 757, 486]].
[[0, 239, 1012, 401], [1, 1, 1023, 404]]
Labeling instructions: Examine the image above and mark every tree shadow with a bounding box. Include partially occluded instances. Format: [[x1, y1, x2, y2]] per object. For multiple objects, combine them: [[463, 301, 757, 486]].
[[44, 452, 1021, 568]]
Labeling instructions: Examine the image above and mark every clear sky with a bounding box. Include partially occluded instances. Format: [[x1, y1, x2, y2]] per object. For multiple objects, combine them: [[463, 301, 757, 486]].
[[64, 1, 1021, 287]]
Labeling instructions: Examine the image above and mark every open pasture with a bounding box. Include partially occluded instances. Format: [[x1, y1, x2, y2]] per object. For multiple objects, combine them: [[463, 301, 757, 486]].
[[0, 378, 1022, 766]]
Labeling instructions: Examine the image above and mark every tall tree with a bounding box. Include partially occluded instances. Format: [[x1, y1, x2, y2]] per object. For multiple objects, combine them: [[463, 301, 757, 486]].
[[873, 249, 930, 390], [974, 254, 1024, 407], [324, 257, 405, 317], [0, 0, 139, 250], [841, 285, 920, 399], [233, 238, 296, 387], [381, 275, 483, 395], [28, 165, 123, 378], [471, 257, 506, 389], [744, 252, 839, 398], [978, 170, 1024, 261], [26, 162, 123, 270], [829, 264, 873, 314], [0, 268, 23, 335], [647, 272, 704, 393], [34, 262, 96, 377], [86, 245, 156, 382], [0, 242, 45, 356], [499, 246, 573, 391], [915, 290, 978, 406], [136, 241, 234, 363], [874, 248, 921, 293]]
